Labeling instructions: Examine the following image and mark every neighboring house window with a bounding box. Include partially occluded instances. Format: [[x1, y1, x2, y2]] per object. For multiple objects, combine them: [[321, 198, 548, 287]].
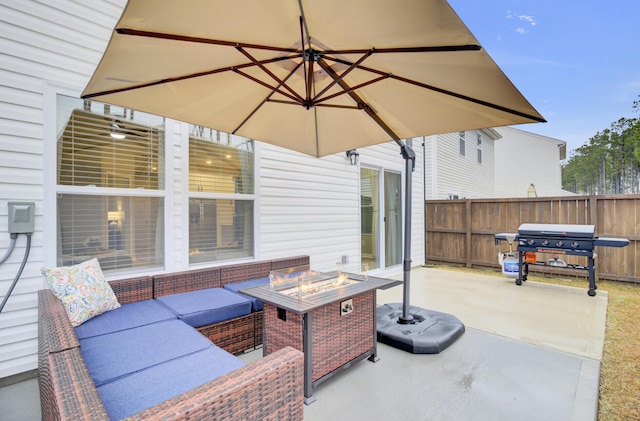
[[459, 131, 466, 156], [56, 95, 165, 274], [477, 132, 483, 164], [188, 126, 255, 264]]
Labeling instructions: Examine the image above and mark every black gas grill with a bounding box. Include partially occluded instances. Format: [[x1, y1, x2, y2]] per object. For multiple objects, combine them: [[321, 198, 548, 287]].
[[495, 223, 629, 296]]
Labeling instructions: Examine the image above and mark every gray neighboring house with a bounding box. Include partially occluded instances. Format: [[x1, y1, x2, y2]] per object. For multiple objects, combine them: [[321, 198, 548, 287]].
[[493, 127, 573, 198], [423, 127, 571, 200]]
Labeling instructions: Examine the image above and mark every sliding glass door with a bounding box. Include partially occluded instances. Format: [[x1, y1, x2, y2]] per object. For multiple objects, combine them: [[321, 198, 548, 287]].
[[360, 168, 402, 271]]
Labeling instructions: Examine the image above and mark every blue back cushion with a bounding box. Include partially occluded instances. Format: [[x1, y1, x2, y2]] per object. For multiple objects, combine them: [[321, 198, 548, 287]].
[[97, 345, 245, 420], [156, 287, 252, 327], [80, 320, 212, 387], [223, 277, 270, 311], [75, 299, 177, 340]]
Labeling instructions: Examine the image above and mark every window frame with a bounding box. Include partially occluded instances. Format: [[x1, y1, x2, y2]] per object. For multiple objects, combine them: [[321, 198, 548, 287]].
[[44, 85, 259, 274], [459, 131, 466, 156], [185, 126, 257, 266], [43, 84, 173, 274]]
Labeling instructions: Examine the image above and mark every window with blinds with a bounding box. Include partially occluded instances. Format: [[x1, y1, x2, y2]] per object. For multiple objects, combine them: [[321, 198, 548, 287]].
[[188, 126, 255, 263], [56, 95, 165, 274]]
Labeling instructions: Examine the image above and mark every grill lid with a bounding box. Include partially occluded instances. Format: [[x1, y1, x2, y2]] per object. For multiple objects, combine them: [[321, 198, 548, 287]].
[[517, 223, 595, 239]]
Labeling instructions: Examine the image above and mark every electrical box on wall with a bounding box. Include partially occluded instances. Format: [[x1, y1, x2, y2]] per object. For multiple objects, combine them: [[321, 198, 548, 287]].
[[8, 202, 35, 234]]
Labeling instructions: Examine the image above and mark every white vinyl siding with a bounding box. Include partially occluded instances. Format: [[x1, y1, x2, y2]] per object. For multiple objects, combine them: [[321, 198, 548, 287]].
[[258, 144, 361, 272], [0, 0, 128, 379], [259, 139, 424, 274], [494, 127, 568, 197], [424, 130, 496, 199]]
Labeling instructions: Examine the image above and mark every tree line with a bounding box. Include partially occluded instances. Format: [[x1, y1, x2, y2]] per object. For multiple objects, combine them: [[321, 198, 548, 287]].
[[562, 96, 640, 194]]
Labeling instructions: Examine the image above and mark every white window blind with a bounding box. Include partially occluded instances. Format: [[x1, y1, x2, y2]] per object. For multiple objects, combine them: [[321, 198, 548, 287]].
[[56, 95, 165, 274], [188, 127, 255, 263]]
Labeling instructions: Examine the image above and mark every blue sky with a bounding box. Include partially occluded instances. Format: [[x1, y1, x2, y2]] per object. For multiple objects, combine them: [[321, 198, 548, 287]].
[[448, 1, 640, 156]]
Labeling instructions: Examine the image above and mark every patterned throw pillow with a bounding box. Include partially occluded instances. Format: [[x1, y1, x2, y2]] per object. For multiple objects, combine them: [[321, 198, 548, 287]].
[[41, 258, 121, 327]]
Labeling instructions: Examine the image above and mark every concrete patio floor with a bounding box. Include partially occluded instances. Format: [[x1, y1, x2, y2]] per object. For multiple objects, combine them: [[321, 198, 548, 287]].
[[301, 266, 607, 420], [0, 266, 607, 420]]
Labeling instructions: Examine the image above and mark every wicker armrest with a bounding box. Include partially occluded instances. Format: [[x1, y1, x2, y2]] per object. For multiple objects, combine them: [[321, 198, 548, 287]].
[[125, 346, 304, 421], [38, 290, 79, 353], [40, 348, 109, 420]]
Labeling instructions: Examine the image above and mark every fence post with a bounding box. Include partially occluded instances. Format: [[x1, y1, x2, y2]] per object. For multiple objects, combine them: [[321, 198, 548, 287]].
[[466, 199, 472, 268], [589, 195, 598, 227], [424, 201, 428, 265], [590, 195, 600, 283]]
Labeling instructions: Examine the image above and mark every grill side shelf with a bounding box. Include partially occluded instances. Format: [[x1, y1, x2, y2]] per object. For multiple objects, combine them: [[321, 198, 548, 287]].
[[593, 237, 630, 248]]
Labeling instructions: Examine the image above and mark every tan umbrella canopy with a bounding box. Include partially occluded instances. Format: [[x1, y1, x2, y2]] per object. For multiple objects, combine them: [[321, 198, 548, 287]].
[[82, 0, 544, 158], [82, 0, 545, 336]]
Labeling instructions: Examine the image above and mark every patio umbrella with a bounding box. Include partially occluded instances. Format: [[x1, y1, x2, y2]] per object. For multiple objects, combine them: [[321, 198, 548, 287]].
[[82, 0, 545, 345]]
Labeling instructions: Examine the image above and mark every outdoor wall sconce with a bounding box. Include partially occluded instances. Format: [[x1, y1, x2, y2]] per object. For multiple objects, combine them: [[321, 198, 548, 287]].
[[346, 149, 359, 166]]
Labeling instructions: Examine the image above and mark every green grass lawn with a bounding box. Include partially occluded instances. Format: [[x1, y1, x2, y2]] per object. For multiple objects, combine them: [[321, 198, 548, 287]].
[[584, 281, 639, 420]]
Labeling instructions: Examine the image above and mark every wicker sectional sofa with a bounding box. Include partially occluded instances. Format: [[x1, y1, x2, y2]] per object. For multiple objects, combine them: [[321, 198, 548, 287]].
[[38, 256, 309, 420]]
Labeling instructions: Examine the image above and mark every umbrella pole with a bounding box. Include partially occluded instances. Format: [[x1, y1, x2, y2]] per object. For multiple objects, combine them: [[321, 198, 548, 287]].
[[375, 142, 465, 353], [398, 142, 415, 324]]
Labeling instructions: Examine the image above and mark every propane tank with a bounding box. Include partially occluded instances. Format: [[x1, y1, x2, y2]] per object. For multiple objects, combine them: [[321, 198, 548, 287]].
[[501, 252, 519, 278]]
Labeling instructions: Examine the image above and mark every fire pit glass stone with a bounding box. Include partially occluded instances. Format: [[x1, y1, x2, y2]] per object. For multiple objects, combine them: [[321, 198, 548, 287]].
[[269, 270, 358, 299]]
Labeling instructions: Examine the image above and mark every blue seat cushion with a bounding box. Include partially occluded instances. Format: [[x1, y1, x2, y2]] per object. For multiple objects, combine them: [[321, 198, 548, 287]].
[[80, 320, 212, 387], [97, 345, 245, 420], [223, 277, 269, 311], [75, 299, 177, 340], [156, 287, 252, 327]]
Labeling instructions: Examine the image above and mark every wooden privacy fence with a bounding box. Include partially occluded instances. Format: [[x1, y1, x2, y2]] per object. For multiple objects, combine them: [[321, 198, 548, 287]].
[[425, 195, 639, 284]]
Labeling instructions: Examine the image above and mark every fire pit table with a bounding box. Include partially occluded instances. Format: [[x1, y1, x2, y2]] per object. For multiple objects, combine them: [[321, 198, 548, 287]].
[[240, 270, 400, 404]]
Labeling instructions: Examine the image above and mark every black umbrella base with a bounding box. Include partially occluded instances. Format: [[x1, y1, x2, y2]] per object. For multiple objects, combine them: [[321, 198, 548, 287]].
[[376, 303, 465, 354]]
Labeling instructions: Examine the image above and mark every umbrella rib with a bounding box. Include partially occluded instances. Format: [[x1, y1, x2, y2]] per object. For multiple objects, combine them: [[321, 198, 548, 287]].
[[323, 56, 547, 123], [317, 60, 401, 141], [233, 68, 301, 104], [314, 103, 362, 110], [300, 16, 309, 100], [266, 99, 303, 106], [232, 61, 304, 135], [235, 46, 304, 102], [305, 59, 314, 107], [315, 74, 389, 105], [267, 99, 361, 110], [116, 28, 301, 53], [391, 73, 548, 122], [321, 44, 482, 54], [81, 55, 295, 99], [296, 3, 319, 152], [312, 49, 374, 103]]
